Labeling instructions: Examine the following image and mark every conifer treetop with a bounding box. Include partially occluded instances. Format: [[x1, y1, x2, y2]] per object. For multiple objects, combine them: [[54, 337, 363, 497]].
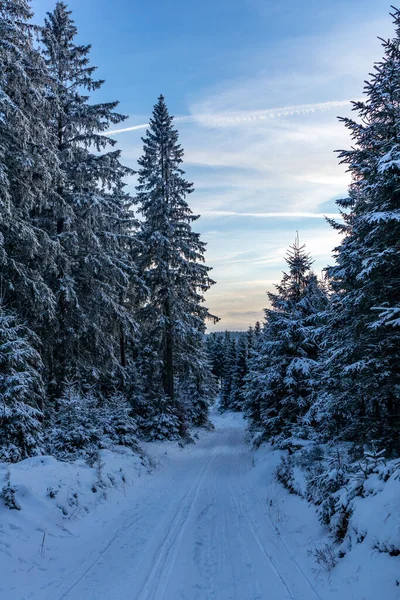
[[136, 94, 217, 302], [271, 234, 314, 308], [43, 1, 127, 152]]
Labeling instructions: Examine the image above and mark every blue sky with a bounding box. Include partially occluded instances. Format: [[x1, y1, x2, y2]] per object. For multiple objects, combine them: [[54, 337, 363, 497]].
[[33, 0, 393, 330]]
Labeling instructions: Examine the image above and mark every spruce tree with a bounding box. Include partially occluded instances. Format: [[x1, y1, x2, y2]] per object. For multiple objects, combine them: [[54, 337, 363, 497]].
[[245, 240, 328, 446], [135, 95, 217, 437], [319, 10, 400, 453], [0, 0, 61, 462], [254, 321, 262, 337], [0, 0, 60, 331], [205, 332, 226, 387], [246, 325, 255, 352], [220, 333, 237, 411], [243, 324, 263, 427], [41, 2, 139, 396], [230, 335, 249, 411]]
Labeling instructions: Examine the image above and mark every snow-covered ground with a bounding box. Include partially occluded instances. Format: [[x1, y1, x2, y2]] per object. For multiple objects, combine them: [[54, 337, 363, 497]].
[[1, 410, 399, 599]]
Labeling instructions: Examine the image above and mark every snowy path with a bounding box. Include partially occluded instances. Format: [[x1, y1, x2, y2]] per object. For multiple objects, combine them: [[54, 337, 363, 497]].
[[43, 412, 324, 600]]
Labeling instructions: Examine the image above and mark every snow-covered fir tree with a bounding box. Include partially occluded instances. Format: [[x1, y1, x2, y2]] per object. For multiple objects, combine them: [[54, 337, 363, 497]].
[[134, 96, 217, 438], [205, 333, 226, 387], [41, 2, 140, 397], [0, 0, 62, 460], [229, 335, 249, 411], [244, 240, 328, 446], [0, 0, 60, 332], [313, 13, 400, 453], [241, 325, 262, 424], [177, 344, 216, 428], [254, 321, 262, 338], [47, 383, 139, 459], [219, 332, 237, 411], [207, 330, 255, 413], [246, 325, 255, 353], [0, 306, 44, 462]]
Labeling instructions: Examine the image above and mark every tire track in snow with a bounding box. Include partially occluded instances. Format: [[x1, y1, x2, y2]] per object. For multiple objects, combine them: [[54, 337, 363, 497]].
[[232, 437, 323, 600], [50, 514, 143, 600], [135, 446, 220, 600], [250, 484, 323, 600], [193, 493, 218, 600], [226, 482, 263, 600], [192, 464, 224, 600], [221, 483, 239, 600], [50, 450, 210, 600], [45, 416, 325, 600], [229, 483, 296, 600]]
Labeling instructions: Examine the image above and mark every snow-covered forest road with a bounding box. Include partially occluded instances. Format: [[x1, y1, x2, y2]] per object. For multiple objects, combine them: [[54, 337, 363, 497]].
[[44, 412, 323, 600]]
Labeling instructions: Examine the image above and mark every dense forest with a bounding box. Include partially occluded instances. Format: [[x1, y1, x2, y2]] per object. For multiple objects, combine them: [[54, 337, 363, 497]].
[[0, 1, 217, 462], [0, 0, 399, 471], [207, 6, 400, 455]]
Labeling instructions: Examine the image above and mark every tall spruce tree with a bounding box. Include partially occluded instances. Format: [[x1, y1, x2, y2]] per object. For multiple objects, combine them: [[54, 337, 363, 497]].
[[318, 11, 400, 453], [0, 0, 60, 459], [0, 0, 60, 331], [245, 240, 328, 446], [134, 95, 217, 437], [41, 2, 139, 397]]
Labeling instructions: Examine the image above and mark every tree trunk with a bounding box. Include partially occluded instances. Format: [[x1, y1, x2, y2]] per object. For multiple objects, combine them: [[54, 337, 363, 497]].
[[163, 298, 174, 401]]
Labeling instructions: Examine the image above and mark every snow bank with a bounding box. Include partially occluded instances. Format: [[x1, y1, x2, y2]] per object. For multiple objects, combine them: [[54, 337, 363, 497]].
[[252, 441, 400, 599], [1, 410, 399, 600], [0, 427, 208, 599], [0, 447, 150, 598]]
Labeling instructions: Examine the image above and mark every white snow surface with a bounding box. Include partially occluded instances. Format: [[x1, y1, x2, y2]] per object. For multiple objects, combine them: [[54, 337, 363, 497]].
[[1, 410, 399, 600]]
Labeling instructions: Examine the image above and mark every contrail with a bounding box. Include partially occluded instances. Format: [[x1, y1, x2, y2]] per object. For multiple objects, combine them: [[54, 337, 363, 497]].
[[106, 99, 352, 136], [194, 99, 352, 127], [107, 115, 189, 136], [106, 122, 149, 135], [201, 211, 343, 219]]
